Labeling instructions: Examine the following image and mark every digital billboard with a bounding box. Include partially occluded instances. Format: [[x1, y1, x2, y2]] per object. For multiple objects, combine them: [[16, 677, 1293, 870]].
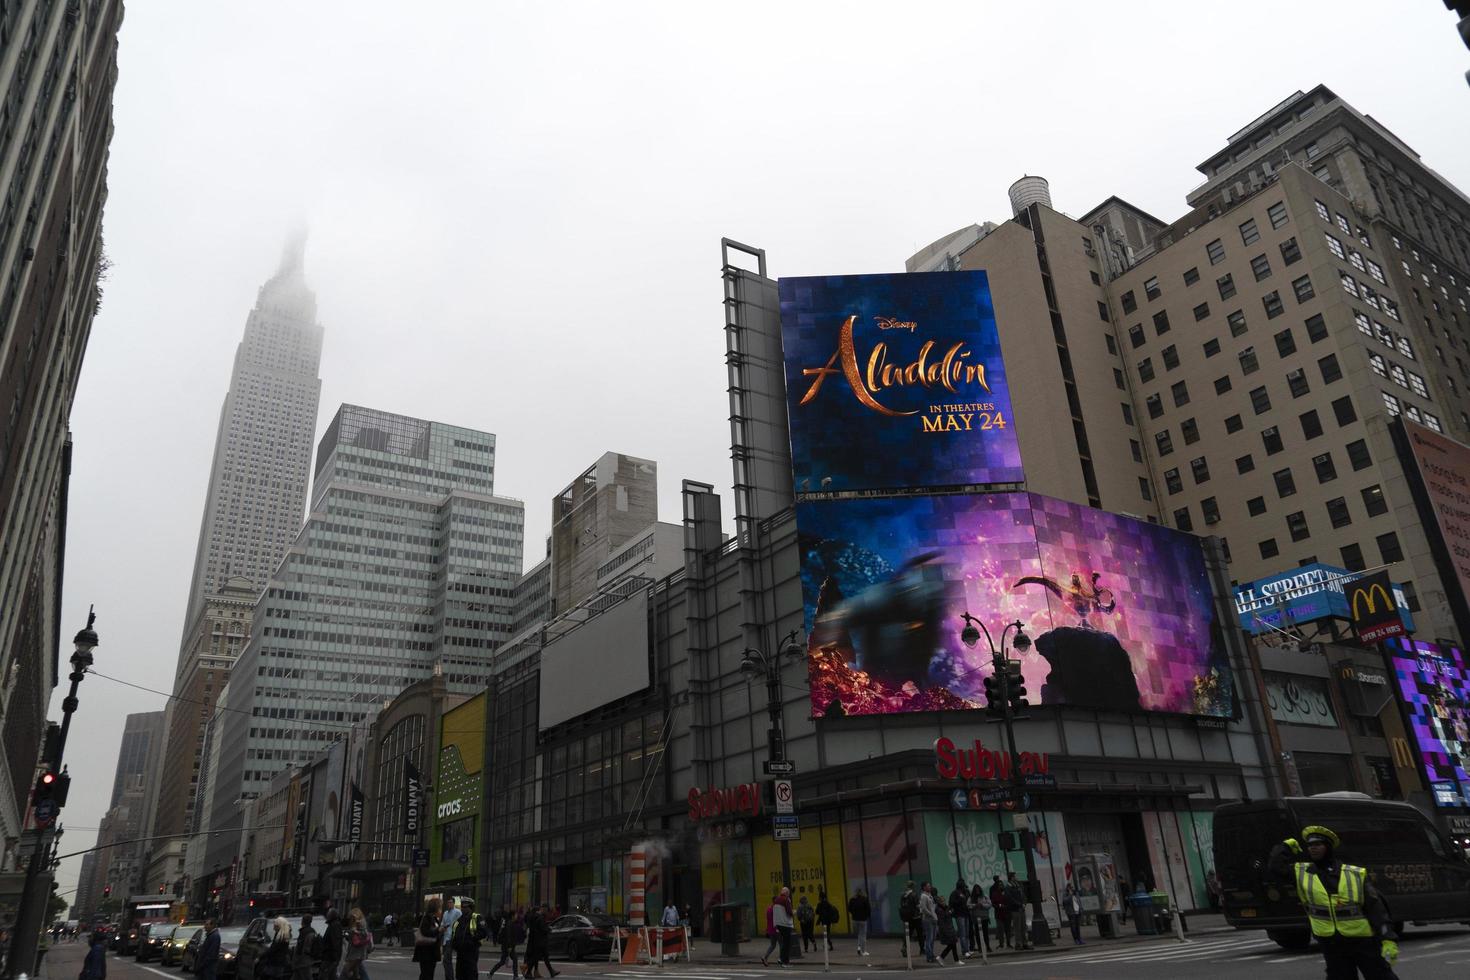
[[1232, 562, 1415, 636], [1386, 638, 1470, 809], [799, 491, 1232, 719], [779, 271, 1023, 494]]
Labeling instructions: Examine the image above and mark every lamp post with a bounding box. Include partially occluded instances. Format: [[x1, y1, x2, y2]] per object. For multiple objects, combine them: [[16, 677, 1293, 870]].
[[5, 609, 100, 979], [738, 631, 803, 886], [959, 612, 1052, 948]]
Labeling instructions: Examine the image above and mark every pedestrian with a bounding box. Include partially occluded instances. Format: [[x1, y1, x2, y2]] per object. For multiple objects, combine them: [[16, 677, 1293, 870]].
[[321, 910, 344, 980], [814, 891, 839, 952], [918, 882, 939, 962], [796, 895, 816, 952], [439, 898, 460, 980], [846, 888, 870, 956], [898, 880, 920, 959], [295, 914, 321, 980], [1063, 884, 1085, 946], [413, 899, 441, 980], [82, 929, 107, 980], [1004, 873, 1029, 950], [948, 881, 971, 958], [484, 908, 519, 980], [1269, 824, 1399, 979], [1206, 869, 1222, 911], [661, 902, 679, 928], [523, 905, 557, 980], [261, 918, 293, 980], [760, 892, 780, 967], [382, 913, 396, 948], [453, 898, 488, 980], [343, 909, 373, 980], [772, 886, 794, 966], [197, 919, 221, 980], [970, 882, 991, 953], [989, 876, 1009, 949], [935, 901, 959, 964]]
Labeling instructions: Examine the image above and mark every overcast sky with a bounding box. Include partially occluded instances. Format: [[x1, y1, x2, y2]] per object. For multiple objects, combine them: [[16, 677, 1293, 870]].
[[48, 1, 1470, 904]]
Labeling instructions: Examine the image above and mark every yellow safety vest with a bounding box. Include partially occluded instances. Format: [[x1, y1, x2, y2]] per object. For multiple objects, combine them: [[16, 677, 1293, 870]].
[[1293, 863, 1373, 939]]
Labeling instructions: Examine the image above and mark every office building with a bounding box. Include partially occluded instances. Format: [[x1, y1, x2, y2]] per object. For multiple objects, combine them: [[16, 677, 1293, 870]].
[[0, 0, 122, 871], [550, 453, 657, 614], [86, 712, 165, 903], [199, 405, 524, 880]]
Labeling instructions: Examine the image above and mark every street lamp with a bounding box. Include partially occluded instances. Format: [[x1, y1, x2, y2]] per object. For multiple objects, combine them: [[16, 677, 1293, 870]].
[[958, 611, 1052, 948], [5, 609, 100, 979], [739, 630, 803, 912]]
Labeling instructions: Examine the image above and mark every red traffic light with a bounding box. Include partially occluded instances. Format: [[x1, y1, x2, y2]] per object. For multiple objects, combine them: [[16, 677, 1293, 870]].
[[40, 772, 56, 785], [103, 886, 112, 897]]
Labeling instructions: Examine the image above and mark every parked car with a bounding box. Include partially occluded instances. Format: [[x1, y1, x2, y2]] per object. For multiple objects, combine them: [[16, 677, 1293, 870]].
[[136, 922, 171, 962], [545, 913, 620, 961], [184, 925, 248, 976], [162, 923, 206, 966]]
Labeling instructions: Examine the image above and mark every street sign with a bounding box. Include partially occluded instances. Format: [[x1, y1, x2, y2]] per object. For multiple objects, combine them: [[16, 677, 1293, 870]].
[[1022, 773, 1057, 789], [763, 760, 796, 776], [411, 848, 430, 868], [33, 799, 58, 828], [773, 778, 794, 814], [950, 788, 969, 810], [772, 814, 800, 841], [978, 786, 1019, 806]]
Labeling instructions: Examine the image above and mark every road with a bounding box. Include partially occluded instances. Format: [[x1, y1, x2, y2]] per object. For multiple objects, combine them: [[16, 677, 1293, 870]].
[[42, 926, 1470, 980]]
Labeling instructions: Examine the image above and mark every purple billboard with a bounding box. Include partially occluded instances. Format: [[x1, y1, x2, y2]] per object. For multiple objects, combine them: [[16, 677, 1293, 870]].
[[1387, 638, 1470, 808], [799, 491, 1232, 719]]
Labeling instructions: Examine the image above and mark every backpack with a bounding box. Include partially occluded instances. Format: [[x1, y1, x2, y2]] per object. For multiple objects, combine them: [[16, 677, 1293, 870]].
[[900, 891, 919, 922], [797, 903, 814, 924]]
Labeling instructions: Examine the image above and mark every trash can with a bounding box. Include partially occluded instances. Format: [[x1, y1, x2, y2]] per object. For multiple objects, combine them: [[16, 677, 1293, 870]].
[[1128, 894, 1157, 935], [713, 903, 745, 956], [1096, 910, 1122, 939]]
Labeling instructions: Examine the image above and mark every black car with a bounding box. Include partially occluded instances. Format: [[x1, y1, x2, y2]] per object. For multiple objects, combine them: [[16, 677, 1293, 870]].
[[183, 925, 248, 977], [544, 914, 619, 961], [137, 922, 171, 962]]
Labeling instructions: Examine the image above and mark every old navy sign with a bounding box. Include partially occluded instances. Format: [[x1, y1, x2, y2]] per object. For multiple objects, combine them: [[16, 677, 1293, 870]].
[[1233, 562, 1415, 636], [687, 782, 763, 823], [933, 736, 1049, 781]]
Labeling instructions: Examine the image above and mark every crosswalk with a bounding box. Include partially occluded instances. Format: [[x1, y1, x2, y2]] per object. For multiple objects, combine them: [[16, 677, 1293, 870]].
[[1008, 934, 1289, 968]]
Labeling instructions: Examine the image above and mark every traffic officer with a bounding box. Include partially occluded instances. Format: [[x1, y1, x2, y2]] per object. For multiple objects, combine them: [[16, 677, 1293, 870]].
[[1269, 824, 1399, 979]]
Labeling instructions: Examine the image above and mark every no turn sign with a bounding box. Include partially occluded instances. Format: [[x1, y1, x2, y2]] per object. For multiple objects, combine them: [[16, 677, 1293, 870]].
[[773, 778, 794, 815]]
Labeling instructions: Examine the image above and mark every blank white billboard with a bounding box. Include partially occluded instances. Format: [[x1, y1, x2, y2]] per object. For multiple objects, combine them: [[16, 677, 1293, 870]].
[[538, 591, 650, 730]]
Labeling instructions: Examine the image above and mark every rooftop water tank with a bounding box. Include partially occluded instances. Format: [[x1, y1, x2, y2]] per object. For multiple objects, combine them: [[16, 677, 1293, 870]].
[[1008, 175, 1052, 216]]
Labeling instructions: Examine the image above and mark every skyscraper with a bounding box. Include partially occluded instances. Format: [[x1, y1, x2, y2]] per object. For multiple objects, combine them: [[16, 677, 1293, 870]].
[[80, 712, 165, 909], [201, 405, 524, 879]]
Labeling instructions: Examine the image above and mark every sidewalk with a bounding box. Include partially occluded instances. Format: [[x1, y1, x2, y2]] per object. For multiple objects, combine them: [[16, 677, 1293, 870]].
[[683, 914, 1233, 969]]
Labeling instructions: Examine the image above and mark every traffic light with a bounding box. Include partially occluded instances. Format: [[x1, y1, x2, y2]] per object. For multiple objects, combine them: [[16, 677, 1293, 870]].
[[982, 671, 1005, 719], [1003, 659, 1028, 714], [33, 768, 71, 808], [159, 885, 165, 894], [103, 885, 112, 898]]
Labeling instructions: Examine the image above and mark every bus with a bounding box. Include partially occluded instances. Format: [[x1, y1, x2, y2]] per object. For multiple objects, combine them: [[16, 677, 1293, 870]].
[[1214, 793, 1470, 949]]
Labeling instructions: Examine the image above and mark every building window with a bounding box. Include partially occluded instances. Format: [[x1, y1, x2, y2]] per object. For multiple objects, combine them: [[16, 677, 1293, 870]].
[[1240, 218, 1260, 246], [1287, 369, 1310, 398], [1130, 439, 1143, 462], [1248, 496, 1268, 516], [1346, 439, 1372, 470], [1165, 468, 1182, 494], [1129, 324, 1146, 348], [1332, 395, 1357, 426], [1154, 310, 1171, 335], [1313, 452, 1337, 483], [1409, 372, 1429, 398], [1305, 313, 1328, 342], [1228, 309, 1247, 336], [1225, 413, 1244, 433], [1145, 276, 1161, 301], [1280, 237, 1302, 265], [1106, 333, 1118, 354], [1263, 291, 1285, 318], [1121, 290, 1137, 314], [1292, 275, 1315, 303], [1172, 380, 1190, 407], [1315, 199, 1331, 221], [1146, 394, 1163, 418], [1113, 368, 1126, 390], [1183, 267, 1200, 286], [1298, 411, 1322, 440], [1362, 484, 1388, 516], [1098, 301, 1111, 322], [1325, 233, 1345, 259], [1215, 375, 1233, 394], [1425, 412, 1443, 433], [1341, 542, 1366, 571], [1251, 254, 1273, 281], [1354, 311, 1373, 336], [1377, 531, 1404, 563], [1263, 425, 1285, 453], [1250, 386, 1272, 414], [1182, 417, 1200, 444], [1139, 476, 1152, 501], [1319, 353, 1342, 384], [1155, 430, 1174, 456], [1174, 508, 1194, 532], [1207, 238, 1226, 265], [1327, 497, 1352, 528], [1274, 468, 1297, 497], [1236, 453, 1255, 474], [1287, 511, 1310, 542], [1138, 358, 1155, 382], [1204, 338, 1221, 357], [1341, 272, 1360, 298], [1163, 345, 1180, 370], [1193, 302, 1210, 321], [1191, 456, 1210, 484], [1275, 328, 1296, 357], [1367, 259, 1386, 284], [1122, 402, 1134, 425], [1369, 352, 1387, 378], [1240, 346, 1260, 374], [1202, 496, 1221, 525], [1268, 200, 1289, 229], [1382, 391, 1401, 416], [1218, 274, 1237, 300], [1260, 538, 1280, 560]]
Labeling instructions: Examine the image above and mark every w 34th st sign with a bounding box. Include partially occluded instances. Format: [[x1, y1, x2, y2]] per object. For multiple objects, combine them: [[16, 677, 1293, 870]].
[[1344, 571, 1407, 643]]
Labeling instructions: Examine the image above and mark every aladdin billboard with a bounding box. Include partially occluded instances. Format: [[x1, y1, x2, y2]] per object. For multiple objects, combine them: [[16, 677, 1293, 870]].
[[797, 491, 1233, 719], [1387, 638, 1470, 808], [1232, 562, 1414, 636], [779, 271, 1023, 494]]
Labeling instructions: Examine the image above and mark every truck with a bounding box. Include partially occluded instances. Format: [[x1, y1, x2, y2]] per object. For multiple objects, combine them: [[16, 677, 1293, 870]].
[[1213, 793, 1470, 949]]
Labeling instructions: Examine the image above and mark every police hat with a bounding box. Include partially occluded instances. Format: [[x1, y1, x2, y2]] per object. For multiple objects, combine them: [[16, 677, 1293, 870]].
[[1301, 825, 1341, 847]]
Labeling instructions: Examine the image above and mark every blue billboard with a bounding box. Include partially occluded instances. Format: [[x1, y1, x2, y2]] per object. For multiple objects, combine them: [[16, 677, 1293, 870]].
[[779, 271, 1023, 494], [1232, 562, 1416, 636]]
